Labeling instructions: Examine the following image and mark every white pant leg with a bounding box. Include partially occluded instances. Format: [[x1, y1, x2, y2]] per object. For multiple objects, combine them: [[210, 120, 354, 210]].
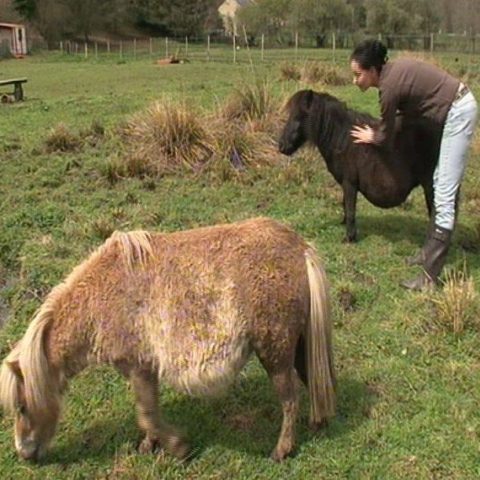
[[434, 91, 478, 230]]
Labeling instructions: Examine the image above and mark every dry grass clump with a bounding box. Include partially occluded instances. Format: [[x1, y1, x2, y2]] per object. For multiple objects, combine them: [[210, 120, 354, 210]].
[[211, 119, 280, 172], [428, 265, 479, 334], [220, 79, 280, 122], [279, 61, 350, 86], [301, 62, 350, 86], [206, 80, 285, 175], [110, 82, 287, 180], [119, 100, 215, 176], [279, 62, 301, 81], [44, 123, 83, 153]]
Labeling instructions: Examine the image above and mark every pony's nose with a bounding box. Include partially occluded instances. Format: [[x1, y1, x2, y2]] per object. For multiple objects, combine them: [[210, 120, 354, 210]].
[[18, 442, 39, 461]]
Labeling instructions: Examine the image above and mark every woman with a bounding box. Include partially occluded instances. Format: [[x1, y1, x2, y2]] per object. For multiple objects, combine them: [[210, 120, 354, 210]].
[[350, 40, 478, 290]]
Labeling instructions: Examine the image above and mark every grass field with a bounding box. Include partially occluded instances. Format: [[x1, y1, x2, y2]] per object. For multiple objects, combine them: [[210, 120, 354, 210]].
[[0, 50, 480, 479]]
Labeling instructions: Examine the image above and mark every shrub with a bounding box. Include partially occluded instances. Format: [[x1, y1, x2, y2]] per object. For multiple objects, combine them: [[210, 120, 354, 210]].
[[119, 100, 215, 176], [44, 123, 82, 153]]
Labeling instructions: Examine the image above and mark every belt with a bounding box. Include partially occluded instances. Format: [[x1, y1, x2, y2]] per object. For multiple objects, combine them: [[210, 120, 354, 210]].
[[454, 83, 469, 102]]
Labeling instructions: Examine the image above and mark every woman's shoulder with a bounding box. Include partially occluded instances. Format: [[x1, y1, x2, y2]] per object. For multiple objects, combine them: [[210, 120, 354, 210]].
[[390, 57, 424, 71], [391, 56, 448, 75]]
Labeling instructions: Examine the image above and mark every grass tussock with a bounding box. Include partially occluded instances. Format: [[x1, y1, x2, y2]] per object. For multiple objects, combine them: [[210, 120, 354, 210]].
[[220, 79, 280, 122], [44, 123, 83, 153], [301, 62, 350, 86], [279, 62, 302, 81], [212, 119, 280, 173], [428, 265, 479, 334], [44, 120, 105, 153], [90, 217, 116, 241], [119, 100, 216, 176], [279, 61, 350, 86], [112, 82, 286, 180]]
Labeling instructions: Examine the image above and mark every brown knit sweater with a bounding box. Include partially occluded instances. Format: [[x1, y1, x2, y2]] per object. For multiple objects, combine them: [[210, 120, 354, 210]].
[[374, 58, 459, 147]]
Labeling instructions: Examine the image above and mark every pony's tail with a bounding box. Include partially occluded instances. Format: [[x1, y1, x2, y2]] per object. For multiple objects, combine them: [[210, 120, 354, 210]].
[[304, 247, 336, 425]]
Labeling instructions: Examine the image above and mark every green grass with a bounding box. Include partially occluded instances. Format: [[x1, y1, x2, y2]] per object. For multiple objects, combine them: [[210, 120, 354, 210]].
[[1, 50, 480, 479]]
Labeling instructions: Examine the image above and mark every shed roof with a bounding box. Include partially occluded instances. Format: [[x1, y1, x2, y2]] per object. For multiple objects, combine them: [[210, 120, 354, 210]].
[[0, 22, 25, 29]]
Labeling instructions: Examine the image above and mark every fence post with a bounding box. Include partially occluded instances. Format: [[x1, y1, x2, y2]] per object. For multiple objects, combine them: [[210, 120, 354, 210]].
[[133, 38, 137, 59], [165, 37, 169, 58], [120, 40, 123, 60], [84, 42, 88, 58], [149, 37, 153, 57], [185, 36, 188, 58], [430, 33, 434, 54], [295, 31, 298, 61], [233, 35, 236, 64], [60, 41, 63, 54], [95, 42, 98, 59], [107, 40, 110, 54], [332, 32, 336, 63], [261, 33, 264, 61], [207, 34, 211, 61]]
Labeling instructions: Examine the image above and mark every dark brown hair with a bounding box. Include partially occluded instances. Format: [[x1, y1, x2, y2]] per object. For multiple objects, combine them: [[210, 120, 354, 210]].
[[351, 39, 388, 73]]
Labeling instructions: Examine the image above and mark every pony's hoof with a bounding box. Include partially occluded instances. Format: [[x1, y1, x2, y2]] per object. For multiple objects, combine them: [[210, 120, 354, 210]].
[[343, 235, 357, 243], [166, 436, 190, 461], [138, 437, 161, 454], [270, 445, 294, 462], [309, 417, 328, 432]]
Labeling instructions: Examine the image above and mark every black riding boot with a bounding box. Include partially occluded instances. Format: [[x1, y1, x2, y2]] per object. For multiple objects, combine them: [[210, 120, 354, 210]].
[[406, 229, 431, 266], [407, 192, 460, 267], [401, 225, 452, 291]]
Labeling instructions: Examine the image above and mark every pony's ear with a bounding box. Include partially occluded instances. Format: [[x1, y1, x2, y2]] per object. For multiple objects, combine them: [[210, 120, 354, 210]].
[[7, 360, 23, 381]]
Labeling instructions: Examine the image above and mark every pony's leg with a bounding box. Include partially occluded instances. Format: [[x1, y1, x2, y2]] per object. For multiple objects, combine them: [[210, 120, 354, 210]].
[[268, 367, 299, 461], [342, 180, 358, 242], [129, 369, 190, 460], [255, 341, 299, 461], [422, 181, 434, 218], [294, 334, 307, 387]]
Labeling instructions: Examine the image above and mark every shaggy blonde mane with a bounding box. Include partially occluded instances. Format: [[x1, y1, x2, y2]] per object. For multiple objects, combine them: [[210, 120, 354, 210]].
[[0, 230, 154, 417]]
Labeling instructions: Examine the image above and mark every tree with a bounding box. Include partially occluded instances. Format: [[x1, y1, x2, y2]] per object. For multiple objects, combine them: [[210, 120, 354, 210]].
[[12, 0, 36, 20], [289, 0, 352, 37], [366, 0, 440, 35], [131, 0, 217, 36], [237, 0, 291, 41]]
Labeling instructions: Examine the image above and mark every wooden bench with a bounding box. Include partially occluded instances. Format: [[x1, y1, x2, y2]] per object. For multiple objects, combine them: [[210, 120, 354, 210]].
[[0, 77, 27, 102]]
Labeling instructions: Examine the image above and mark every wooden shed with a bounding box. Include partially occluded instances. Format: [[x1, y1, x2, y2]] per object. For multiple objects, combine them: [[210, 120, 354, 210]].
[[0, 22, 27, 57]]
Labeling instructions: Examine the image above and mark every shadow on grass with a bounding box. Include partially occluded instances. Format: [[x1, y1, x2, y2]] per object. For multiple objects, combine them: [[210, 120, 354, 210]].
[[355, 213, 428, 244], [357, 213, 479, 259], [45, 369, 374, 465]]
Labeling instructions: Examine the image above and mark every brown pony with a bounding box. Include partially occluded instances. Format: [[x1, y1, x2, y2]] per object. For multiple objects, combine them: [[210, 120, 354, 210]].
[[279, 90, 441, 242], [0, 217, 335, 462]]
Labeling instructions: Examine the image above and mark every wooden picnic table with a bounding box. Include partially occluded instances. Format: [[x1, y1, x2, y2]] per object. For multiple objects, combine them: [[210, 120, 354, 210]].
[[0, 77, 27, 101]]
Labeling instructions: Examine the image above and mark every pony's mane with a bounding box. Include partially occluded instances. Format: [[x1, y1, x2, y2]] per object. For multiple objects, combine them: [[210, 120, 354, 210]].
[[308, 91, 377, 154], [0, 230, 154, 416], [287, 90, 378, 155]]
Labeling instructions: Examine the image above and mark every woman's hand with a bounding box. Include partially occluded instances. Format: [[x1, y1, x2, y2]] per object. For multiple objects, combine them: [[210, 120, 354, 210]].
[[350, 124, 376, 144]]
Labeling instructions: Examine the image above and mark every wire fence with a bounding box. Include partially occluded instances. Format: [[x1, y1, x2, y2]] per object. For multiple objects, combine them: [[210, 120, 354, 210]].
[[22, 32, 480, 64]]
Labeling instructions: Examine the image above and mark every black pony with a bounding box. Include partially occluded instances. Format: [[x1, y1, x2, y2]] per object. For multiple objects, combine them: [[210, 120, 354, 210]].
[[279, 90, 441, 241]]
